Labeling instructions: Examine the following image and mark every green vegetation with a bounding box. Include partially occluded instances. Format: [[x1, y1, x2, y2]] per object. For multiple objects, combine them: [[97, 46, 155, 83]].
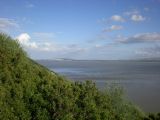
[[0, 33, 157, 120], [143, 113, 160, 120]]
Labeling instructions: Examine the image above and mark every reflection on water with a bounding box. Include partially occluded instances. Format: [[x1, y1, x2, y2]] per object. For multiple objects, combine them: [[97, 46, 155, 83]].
[[38, 60, 160, 112]]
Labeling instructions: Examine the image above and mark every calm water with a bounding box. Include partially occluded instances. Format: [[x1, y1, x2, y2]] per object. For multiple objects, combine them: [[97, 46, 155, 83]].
[[37, 60, 160, 112]]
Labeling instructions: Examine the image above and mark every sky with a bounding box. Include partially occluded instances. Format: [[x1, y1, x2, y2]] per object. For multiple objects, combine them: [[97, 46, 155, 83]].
[[0, 0, 160, 60]]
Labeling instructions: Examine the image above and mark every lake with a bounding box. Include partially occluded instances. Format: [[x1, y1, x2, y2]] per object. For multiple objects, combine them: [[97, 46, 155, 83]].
[[37, 60, 160, 112]]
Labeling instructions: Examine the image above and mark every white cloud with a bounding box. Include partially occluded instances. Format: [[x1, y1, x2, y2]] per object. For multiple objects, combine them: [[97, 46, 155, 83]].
[[33, 32, 55, 39], [124, 9, 139, 16], [110, 25, 123, 30], [29, 42, 38, 49], [123, 9, 146, 22], [110, 15, 125, 22], [0, 18, 19, 32], [118, 33, 160, 44], [39, 42, 63, 52], [95, 44, 103, 48], [131, 14, 145, 21], [98, 15, 125, 24], [17, 33, 30, 44], [17, 33, 57, 50], [103, 25, 123, 32], [16, 33, 38, 49]]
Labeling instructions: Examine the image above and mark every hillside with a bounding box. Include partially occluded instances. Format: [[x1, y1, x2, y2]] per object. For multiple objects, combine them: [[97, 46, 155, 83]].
[[0, 33, 156, 120]]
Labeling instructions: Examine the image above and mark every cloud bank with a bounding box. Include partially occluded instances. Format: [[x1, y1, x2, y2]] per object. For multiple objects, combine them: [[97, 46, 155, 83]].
[[16, 33, 86, 55], [118, 33, 160, 44], [135, 45, 160, 58], [0, 18, 19, 32]]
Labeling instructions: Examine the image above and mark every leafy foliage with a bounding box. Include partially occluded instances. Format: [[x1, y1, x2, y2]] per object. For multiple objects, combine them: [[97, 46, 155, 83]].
[[143, 113, 160, 120], [0, 33, 147, 119]]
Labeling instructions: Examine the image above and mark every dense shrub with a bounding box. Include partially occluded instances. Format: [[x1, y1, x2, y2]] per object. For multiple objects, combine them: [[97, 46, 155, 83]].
[[0, 33, 146, 119], [143, 113, 160, 120]]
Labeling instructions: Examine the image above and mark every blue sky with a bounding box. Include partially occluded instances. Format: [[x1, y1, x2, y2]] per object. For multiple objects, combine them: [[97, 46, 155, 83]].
[[0, 0, 160, 60]]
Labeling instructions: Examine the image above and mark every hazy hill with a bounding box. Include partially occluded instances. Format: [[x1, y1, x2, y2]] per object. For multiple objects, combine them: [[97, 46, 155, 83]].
[[0, 33, 157, 120]]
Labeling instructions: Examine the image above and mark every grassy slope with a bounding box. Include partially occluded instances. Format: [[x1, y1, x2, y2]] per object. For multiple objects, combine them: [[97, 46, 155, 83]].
[[0, 33, 148, 120]]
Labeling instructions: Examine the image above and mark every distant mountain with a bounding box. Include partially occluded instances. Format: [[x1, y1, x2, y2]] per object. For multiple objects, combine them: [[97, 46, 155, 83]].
[[54, 58, 75, 61]]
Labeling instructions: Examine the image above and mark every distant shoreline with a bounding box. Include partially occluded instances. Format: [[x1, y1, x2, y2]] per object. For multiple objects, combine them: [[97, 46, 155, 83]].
[[36, 59, 160, 62]]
